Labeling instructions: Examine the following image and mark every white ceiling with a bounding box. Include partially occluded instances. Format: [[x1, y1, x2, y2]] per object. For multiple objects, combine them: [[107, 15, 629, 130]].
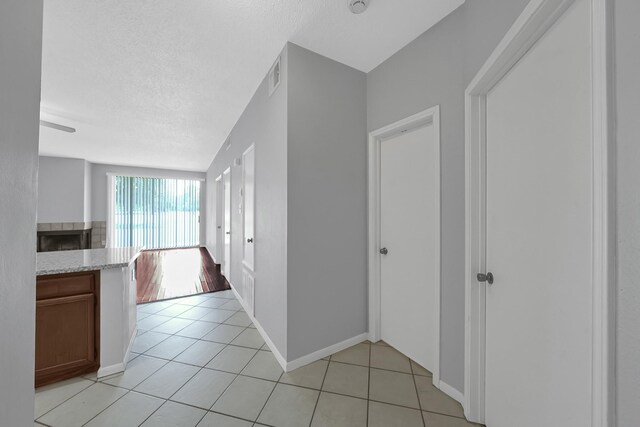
[[40, 0, 464, 171]]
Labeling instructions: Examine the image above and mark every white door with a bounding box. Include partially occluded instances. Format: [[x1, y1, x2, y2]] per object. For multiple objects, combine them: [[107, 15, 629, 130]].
[[222, 168, 231, 278], [380, 123, 439, 373], [242, 146, 256, 315], [242, 146, 255, 271], [215, 175, 223, 264], [484, 1, 592, 425]]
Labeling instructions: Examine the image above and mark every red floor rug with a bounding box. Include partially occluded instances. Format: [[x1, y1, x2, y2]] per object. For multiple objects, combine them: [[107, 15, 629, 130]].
[[136, 247, 231, 304]]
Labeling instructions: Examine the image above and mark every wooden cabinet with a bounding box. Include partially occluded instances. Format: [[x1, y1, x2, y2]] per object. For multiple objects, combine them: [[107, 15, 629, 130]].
[[35, 270, 100, 387]]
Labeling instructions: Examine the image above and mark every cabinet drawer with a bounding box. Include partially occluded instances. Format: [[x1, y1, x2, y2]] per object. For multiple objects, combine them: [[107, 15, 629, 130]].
[[37, 271, 98, 300]]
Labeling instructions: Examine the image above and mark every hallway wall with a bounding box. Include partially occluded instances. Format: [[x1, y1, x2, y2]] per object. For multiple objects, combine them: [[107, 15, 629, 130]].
[[206, 46, 289, 357], [367, 0, 530, 393], [286, 44, 367, 360], [614, 0, 640, 423], [0, 0, 43, 424]]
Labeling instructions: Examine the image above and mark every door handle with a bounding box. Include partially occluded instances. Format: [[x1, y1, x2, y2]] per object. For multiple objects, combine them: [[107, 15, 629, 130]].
[[247, 238, 253, 243], [225, 232, 231, 235], [477, 272, 494, 284], [379, 247, 388, 255]]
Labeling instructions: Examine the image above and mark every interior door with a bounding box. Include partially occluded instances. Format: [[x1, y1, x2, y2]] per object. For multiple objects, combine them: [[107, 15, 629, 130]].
[[242, 146, 256, 315], [380, 123, 438, 373], [222, 168, 231, 278], [484, 1, 592, 425], [242, 146, 255, 271], [215, 175, 223, 264]]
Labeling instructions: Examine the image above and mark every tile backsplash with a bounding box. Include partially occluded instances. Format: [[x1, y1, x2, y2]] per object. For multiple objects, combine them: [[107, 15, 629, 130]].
[[91, 221, 106, 249], [37, 221, 107, 249]]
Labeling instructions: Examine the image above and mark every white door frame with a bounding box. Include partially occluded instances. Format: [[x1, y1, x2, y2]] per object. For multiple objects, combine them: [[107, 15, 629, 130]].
[[215, 174, 223, 264], [242, 144, 256, 273], [464, 0, 615, 424], [368, 105, 441, 385]]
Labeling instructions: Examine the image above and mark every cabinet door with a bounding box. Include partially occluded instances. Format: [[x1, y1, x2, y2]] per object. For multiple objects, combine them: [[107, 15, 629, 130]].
[[35, 271, 100, 388]]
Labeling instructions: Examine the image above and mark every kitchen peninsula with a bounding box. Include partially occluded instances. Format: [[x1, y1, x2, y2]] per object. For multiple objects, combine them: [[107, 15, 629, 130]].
[[35, 247, 141, 387]]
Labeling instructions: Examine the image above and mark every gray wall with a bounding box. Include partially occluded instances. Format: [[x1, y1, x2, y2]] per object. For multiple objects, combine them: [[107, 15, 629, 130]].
[[0, 0, 42, 424], [38, 156, 89, 222], [206, 45, 289, 357], [615, 0, 640, 424], [286, 44, 367, 360], [91, 162, 206, 244], [84, 160, 92, 221], [367, 0, 529, 392]]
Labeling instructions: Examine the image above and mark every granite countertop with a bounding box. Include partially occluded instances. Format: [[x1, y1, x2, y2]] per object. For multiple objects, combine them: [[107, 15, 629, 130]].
[[37, 247, 143, 275]]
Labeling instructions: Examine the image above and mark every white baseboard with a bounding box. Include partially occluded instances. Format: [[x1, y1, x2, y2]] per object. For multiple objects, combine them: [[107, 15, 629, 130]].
[[97, 362, 125, 379], [229, 280, 368, 373], [203, 245, 218, 264], [98, 327, 136, 379], [228, 282, 288, 372], [286, 332, 369, 372], [438, 380, 464, 405]]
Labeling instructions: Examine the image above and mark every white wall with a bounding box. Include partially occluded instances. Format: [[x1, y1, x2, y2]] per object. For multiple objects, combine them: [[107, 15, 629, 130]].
[[91, 162, 206, 244], [207, 45, 289, 357], [38, 156, 89, 223], [615, 0, 640, 424], [366, 0, 530, 393], [286, 44, 367, 360], [0, 0, 43, 425]]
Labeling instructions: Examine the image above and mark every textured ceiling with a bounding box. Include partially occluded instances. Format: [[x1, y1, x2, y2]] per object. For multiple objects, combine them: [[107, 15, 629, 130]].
[[40, 0, 464, 171]]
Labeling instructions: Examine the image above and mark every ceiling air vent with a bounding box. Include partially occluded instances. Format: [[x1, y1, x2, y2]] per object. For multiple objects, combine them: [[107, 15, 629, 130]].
[[268, 57, 281, 96]]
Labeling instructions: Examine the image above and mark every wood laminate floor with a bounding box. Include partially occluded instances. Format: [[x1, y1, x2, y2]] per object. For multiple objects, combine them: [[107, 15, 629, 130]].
[[136, 247, 231, 304]]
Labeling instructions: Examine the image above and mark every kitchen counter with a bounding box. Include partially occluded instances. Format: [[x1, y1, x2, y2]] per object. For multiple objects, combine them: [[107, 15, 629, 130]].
[[35, 246, 141, 385], [37, 246, 142, 275]]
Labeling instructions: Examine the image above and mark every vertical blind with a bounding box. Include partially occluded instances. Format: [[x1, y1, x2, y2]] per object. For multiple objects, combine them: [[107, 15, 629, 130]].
[[112, 176, 201, 249]]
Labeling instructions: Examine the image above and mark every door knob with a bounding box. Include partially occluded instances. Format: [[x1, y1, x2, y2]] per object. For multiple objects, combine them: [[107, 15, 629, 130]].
[[379, 247, 388, 255], [247, 238, 253, 243], [477, 272, 494, 284]]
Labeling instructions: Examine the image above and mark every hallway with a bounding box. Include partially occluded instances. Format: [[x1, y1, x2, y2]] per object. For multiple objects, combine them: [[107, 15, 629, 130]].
[[34, 290, 477, 427]]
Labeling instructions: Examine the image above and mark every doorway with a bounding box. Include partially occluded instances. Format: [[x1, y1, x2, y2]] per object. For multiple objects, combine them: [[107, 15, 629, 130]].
[[368, 106, 441, 384], [242, 145, 256, 316], [464, 0, 614, 424], [222, 167, 231, 278]]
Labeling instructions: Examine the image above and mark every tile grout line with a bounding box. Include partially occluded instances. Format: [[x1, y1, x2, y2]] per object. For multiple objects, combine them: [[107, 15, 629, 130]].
[[35, 379, 96, 422], [307, 351, 332, 427], [409, 356, 427, 427], [79, 383, 139, 426], [366, 341, 372, 426]]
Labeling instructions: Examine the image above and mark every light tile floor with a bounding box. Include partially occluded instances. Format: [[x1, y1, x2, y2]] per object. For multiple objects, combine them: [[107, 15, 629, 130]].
[[35, 290, 482, 427]]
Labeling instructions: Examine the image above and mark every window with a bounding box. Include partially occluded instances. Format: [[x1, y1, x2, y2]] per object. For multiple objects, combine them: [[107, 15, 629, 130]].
[[108, 176, 201, 249]]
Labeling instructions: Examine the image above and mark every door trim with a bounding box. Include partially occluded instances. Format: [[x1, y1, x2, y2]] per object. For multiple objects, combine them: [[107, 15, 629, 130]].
[[367, 105, 441, 386], [463, 0, 615, 424]]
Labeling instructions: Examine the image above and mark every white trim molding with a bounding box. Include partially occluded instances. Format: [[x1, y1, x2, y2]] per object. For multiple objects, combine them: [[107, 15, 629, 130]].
[[439, 380, 465, 406], [464, 0, 615, 424], [286, 333, 369, 372], [224, 264, 370, 373], [227, 279, 288, 371], [367, 105, 442, 386]]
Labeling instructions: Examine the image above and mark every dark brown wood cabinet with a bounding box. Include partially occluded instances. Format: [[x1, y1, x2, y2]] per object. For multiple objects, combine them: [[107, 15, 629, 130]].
[[35, 270, 100, 387]]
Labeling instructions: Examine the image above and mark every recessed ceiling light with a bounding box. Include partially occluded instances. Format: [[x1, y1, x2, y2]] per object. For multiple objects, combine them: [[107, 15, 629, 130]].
[[349, 0, 369, 14]]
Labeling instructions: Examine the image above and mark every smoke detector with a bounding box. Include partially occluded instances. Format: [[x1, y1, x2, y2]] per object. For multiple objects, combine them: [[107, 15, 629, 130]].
[[349, 0, 369, 14]]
